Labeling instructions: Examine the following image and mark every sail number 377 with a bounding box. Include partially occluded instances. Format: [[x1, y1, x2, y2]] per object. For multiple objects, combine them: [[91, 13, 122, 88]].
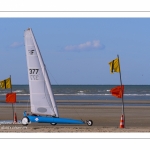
[[29, 69, 39, 80]]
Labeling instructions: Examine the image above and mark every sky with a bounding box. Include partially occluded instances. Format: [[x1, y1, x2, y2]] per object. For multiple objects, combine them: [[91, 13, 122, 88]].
[[0, 18, 150, 85]]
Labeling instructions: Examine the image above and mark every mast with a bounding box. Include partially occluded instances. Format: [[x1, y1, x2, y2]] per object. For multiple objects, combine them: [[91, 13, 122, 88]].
[[117, 55, 125, 122], [10, 75, 14, 121]]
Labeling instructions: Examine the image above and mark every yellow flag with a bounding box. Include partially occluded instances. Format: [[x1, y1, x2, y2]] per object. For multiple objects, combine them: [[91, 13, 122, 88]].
[[109, 58, 120, 73], [0, 77, 11, 89]]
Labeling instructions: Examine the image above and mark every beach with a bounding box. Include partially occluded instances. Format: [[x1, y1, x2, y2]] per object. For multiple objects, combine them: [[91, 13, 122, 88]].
[[0, 100, 150, 132]]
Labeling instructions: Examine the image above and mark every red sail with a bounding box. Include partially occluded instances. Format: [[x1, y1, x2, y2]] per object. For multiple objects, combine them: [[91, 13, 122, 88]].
[[6, 93, 16, 103], [110, 85, 124, 98]]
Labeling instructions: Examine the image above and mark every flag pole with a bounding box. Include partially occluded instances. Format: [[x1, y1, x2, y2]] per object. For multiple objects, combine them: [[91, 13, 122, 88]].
[[117, 55, 125, 123], [10, 75, 14, 122]]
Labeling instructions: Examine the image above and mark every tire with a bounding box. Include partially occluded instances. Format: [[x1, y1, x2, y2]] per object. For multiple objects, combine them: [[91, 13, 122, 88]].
[[50, 123, 57, 125], [87, 120, 93, 126], [22, 117, 30, 126]]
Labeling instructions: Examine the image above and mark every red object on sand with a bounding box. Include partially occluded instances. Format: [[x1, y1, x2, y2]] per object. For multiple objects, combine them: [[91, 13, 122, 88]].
[[119, 114, 124, 128], [13, 113, 17, 123], [6, 93, 16, 103], [110, 85, 124, 98]]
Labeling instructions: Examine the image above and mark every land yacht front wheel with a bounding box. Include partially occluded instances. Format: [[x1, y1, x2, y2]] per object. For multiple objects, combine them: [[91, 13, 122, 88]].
[[86, 120, 93, 126], [22, 117, 30, 126]]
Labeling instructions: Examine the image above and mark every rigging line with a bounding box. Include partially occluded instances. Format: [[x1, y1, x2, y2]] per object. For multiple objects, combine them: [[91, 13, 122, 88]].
[[24, 93, 29, 114], [26, 97, 30, 114], [47, 68, 59, 85], [47, 68, 84, 120], [43, 65, 56, 116]]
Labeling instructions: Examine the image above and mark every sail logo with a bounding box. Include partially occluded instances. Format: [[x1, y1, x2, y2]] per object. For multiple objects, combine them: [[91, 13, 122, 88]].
[[28, 50, 35, 55]]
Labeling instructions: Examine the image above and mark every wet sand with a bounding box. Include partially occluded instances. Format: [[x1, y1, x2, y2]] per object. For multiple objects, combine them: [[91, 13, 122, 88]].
[[0, 100, 150, 132]]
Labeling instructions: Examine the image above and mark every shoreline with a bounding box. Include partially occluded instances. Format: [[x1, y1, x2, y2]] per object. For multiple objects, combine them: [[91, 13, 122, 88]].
[[0, 99, 150, 107]]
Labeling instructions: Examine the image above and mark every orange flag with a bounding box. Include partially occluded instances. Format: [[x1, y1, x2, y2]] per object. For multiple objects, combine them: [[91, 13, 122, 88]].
[[110, 85, 124, 98], [6, 93, 16, 103]]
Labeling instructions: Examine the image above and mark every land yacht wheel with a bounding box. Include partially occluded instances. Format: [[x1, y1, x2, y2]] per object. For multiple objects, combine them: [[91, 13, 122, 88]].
[[22, 117, 30, 126], [86, 120, 93, 126], [50, 123, 57, 125]]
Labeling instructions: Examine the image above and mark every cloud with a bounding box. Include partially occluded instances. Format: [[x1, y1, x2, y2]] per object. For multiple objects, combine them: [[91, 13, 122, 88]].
[[65, 40, 105, 51], [10, 42, 23, 48]]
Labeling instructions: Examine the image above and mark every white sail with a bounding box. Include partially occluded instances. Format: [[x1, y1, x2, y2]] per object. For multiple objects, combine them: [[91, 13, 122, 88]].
[[24, 28, 59, 117]]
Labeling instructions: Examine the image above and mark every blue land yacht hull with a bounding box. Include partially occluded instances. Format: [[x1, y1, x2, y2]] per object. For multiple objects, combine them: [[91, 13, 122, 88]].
[[22, 111, 87, 125]]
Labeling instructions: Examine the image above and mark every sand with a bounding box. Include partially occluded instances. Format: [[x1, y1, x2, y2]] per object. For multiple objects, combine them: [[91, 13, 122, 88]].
[[0, 100, 150, 132]]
